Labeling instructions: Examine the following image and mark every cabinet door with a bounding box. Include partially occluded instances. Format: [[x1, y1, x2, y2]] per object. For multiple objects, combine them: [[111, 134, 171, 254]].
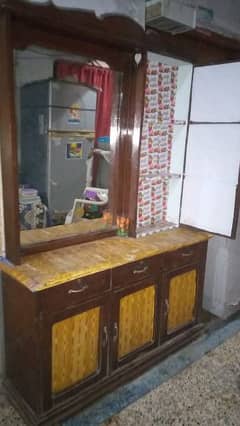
[[162, 264, 200, 339], [181, 63, 240, 238], [111, 280, 159, 370], [45, 296, 109, 403]]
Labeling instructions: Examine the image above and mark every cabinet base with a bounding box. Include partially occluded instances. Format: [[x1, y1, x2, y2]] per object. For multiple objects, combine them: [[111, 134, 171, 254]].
[[4, 323, 204, 426]]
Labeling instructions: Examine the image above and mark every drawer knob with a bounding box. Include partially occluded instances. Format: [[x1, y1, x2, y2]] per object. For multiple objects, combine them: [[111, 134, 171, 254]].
[[133, 265, 148, 274], [68, 283, 88, 294]]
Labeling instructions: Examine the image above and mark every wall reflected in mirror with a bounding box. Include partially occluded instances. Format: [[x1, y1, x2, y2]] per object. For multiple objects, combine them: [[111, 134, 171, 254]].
[[14, 46, 122, 242]]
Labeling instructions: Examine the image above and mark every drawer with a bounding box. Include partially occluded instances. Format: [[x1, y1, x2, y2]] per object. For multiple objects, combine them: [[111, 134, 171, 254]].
[[163, 244, 202, 271], [112, 255, 162, 289], [40, 270, 110, 313]]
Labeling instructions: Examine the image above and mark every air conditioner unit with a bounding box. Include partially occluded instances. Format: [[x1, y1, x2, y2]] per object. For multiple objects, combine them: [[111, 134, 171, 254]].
[[146, 0, 196, 34]]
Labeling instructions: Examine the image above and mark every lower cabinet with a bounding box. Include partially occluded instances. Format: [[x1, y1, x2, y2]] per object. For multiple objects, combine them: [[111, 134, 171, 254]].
[[2, 241, 207, 425], [42, 295, 110, 409], [111, 280, 159, 369], [163, 264, 201, 338], [51, 303, 106, 394]]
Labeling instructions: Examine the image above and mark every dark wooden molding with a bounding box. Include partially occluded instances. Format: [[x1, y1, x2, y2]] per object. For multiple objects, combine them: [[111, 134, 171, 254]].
[[187, 26, 240, 55], [113, 55, 133, 219], [108, 71, 124, 223], [4, 0, 240, 66], [126, 53, 147, 236], [12, 21, 130, 72], [1, 0, 145, 53], [110, 51, 147, 232], [21, 227, 117, 257], [145, 26, 240, 65], [0, 11, 20, 264]]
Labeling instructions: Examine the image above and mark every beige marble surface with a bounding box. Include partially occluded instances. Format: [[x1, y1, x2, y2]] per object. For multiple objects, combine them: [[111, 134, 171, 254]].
[[0, 227, 210, 292]]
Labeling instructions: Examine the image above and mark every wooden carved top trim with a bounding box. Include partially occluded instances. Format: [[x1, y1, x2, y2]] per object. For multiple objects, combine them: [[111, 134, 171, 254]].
[[0, 0, 145, 52], [1, 0, 240, 64]]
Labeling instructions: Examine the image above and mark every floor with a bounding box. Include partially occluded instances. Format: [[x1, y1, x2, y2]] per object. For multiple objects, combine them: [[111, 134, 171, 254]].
[[1, 318, 240, 426], [103, 331, 240, 426]]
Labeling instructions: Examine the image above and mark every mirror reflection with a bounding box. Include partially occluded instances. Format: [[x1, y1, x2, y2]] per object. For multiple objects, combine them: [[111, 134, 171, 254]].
[[15, 46, 122, 239]]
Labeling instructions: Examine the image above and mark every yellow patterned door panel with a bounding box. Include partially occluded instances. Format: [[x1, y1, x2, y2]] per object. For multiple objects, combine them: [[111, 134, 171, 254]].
[[117, 284, 156, 360], [167, 269, 197, 334], [52, 306, 101, 393]]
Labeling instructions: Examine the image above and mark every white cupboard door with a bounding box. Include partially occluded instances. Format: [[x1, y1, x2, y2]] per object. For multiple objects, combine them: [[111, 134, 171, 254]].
[[181, 63, 240, 238]]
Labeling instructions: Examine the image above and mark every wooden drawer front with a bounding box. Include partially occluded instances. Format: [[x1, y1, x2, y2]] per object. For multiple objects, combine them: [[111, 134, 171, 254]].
[[52, 306, 100, 393], [41, 271, 110, 313], [118, 285, 155, 359], [164, 244, 201, 271], [112, 256, 161, 289], [167, 269, 197, 334]]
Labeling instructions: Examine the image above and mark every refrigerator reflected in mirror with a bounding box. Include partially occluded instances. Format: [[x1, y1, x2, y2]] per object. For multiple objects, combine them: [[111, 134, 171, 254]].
[[14, 46, 123, 236]]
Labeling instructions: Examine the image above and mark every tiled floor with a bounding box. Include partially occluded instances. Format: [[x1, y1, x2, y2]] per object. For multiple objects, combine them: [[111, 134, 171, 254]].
[[0, 392, 25, 425], [103, 331, 240, 426], [1, 329, 240, 426]]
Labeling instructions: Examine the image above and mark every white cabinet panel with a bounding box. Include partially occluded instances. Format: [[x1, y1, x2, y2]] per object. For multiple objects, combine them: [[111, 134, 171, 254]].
[[185, 124, 240, 185], [181, 176, 237, 237], [191, 63, 240, 122]]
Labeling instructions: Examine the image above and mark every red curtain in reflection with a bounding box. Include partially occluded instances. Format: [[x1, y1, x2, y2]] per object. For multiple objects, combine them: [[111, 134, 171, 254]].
[[55, 61, 113, 146]]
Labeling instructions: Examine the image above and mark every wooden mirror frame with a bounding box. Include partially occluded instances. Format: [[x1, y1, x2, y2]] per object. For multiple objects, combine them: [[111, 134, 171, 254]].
[[0, 0, 147, 264]]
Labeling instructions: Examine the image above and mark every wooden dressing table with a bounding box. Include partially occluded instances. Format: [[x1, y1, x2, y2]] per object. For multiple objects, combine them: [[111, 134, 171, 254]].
[[2, 228, 209, 425], [0, 1, 239, 425]]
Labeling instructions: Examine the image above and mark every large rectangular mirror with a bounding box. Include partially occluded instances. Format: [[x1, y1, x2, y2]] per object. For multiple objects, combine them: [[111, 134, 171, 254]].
[[14, 46, 123, 252]]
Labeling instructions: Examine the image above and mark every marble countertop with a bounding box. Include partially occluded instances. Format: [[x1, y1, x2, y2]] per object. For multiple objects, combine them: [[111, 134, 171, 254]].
[[0, 228, 211, 292]]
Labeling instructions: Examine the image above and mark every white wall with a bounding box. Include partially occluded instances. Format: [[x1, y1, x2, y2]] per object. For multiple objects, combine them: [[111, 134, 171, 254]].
[[26, 0, 145, 27], [174, 0, 240, 38], [204, 209, 240, 318]]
